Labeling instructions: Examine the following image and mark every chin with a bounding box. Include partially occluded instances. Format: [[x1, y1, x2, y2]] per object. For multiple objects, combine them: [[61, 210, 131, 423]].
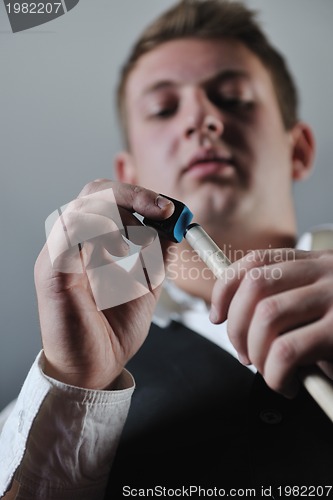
[[184, 185, 237, 224]]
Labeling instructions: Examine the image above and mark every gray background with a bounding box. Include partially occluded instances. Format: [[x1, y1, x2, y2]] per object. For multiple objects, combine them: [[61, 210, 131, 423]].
[[0, 0, 332, 410]]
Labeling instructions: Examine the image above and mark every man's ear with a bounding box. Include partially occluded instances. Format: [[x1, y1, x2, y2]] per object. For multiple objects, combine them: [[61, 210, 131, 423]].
[[114, 151, 138, 184], [289, 122, 316, 181]]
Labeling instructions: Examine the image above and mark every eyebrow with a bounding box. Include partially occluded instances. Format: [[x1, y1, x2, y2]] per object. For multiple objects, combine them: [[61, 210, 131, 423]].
[[142, 80, 178, 96], [142, 69, 251, 97], [207, 69, 251, 87]]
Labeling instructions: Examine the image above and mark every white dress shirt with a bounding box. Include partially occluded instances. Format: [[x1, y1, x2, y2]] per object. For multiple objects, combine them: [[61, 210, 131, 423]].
[[0, 354, 134, 499]]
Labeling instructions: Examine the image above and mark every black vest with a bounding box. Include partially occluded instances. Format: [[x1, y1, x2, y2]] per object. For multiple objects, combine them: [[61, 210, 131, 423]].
[[106, 321, 333, 495]]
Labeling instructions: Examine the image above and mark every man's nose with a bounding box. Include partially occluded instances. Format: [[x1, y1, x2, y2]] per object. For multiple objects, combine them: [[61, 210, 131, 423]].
[[184, 93, 223, 142]]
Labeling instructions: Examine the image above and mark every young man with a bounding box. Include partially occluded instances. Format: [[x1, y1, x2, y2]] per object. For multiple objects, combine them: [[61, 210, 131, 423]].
[[1, 0, 333, 497]]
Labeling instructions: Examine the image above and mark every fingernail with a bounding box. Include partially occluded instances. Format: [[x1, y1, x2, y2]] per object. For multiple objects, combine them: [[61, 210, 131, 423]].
[[156, 195, 173, 210], [209, 305, 218, 324], [238, 354, 251, 365]]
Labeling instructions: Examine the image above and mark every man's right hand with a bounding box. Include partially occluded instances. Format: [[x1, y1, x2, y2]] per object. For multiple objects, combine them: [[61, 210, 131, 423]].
[[34, 179, 174, 390]]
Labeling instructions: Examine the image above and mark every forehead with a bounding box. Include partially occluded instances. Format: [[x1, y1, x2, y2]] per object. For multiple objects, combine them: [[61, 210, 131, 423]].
[[125, 38, 274, 102]]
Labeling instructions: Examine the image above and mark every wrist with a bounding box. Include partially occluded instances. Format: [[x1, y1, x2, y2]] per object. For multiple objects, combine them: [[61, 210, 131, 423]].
[[42, 354, 123, 391]]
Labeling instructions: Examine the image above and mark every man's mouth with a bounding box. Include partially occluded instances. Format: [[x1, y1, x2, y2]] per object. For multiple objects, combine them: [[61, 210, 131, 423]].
[[183, 150, 235, 178]]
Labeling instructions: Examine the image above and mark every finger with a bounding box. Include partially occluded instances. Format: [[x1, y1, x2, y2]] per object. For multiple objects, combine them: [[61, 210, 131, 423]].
[[77, 178, 112, 197], [210, 248, 324, 326], [317, 360, 333, 380], [87, 235, 164, 313], [76, 179, 175, 220], [247, 282, 327, 373], [81, 234, 128, 271], [210, 249, 301, 324], [82, 223, 163, 289], [227, 259, 326, 364], [48, 179, 173, 273], [47, 211, 129, 273], [264, 314, 333, 398]]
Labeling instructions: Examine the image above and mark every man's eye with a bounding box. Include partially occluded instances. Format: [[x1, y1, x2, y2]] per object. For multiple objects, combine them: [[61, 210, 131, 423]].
[[152, 105, 178, 118], [223, 97, 253, 109], [211, 93, 253, 112]]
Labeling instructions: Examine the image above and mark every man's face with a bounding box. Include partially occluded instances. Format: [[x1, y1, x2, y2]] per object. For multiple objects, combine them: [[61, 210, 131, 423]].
[[118, 38, 298, 234]]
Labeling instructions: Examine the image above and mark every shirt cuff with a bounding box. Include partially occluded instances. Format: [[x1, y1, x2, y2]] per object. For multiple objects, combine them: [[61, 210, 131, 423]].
[[0, 350, 135, 499]]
